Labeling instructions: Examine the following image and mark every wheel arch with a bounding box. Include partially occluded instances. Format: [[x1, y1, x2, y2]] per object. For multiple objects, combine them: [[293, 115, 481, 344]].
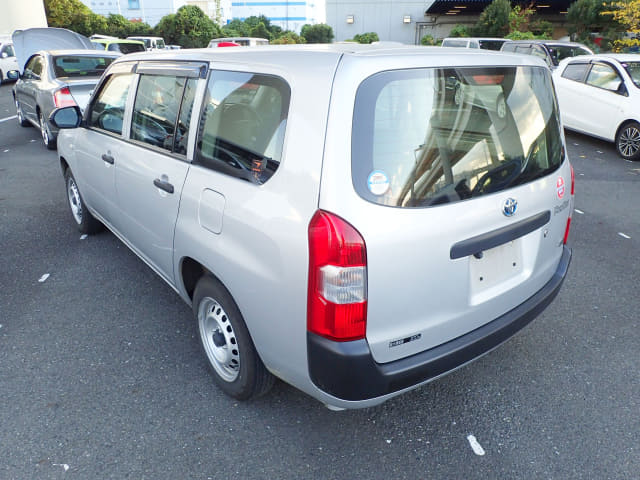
[[615, 119, 640, 142], [59, 155, 70, 177]]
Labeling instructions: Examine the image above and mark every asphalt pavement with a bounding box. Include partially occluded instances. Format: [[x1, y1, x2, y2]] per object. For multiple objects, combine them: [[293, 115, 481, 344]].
[[0, 80, 638, 480]]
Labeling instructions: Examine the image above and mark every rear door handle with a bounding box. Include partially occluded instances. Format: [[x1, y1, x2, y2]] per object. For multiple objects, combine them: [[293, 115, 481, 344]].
[[153, 178, 174, 194], [101, 153, 114, 164]]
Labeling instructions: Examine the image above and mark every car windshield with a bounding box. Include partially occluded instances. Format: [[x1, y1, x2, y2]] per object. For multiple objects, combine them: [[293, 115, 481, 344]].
[[621, 61, 640, 88], [352, 66, 564, 207], [52, 55, 116, 78], [548, 45, 592, 65]]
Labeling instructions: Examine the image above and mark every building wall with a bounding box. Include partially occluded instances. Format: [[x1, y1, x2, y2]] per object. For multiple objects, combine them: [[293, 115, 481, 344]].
[[79, 0, 187, 27], [231, 1, 324, 33], [1, 0, 48, 36], [327, 0, 432, 44]]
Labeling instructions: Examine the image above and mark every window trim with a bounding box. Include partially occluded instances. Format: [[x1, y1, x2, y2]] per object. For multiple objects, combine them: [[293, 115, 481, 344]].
[[84, 71, 136, 139]]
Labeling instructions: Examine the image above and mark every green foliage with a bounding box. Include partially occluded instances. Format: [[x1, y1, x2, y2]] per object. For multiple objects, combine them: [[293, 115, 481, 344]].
[[471, 0, 511, 37], [567, 0, 613, 40], [249, 22, 270, 40], [221, 19, 251, 38], [420, 34, 437, 46], [300, 24, 334, 43], [505, 30, 537, 40], [602, 0, 640, 51], [448, 24, 469, 38], [271, 31, 305, 44], [352, 32, 379, 44], [154, 5, 221, 48]]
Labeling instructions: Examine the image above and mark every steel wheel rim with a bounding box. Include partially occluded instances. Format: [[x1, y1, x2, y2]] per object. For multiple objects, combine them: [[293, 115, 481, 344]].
[[198, 296, 240, 382], [619, 126, 640, 158], [67, 176, 83, 224]]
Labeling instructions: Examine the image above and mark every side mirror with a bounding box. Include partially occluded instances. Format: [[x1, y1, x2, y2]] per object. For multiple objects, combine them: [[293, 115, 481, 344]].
[[6, 70, 19, 80], [49, 106, 82, 129]]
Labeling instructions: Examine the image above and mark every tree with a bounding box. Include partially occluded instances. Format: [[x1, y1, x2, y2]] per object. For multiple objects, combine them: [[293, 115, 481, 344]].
[[45, 0, 91, 29], [271, 31, 305, 44], [154, 5, 221, 48], [420, 34, 437, 46], [567, 0, 614, 42], [471, 0, 511, 37], [352, 32, 379, 44], [448, 24, 469, 37], [300, 24, 334, 43], [249, 22, 270, 40], [602, 0, 640, 51]]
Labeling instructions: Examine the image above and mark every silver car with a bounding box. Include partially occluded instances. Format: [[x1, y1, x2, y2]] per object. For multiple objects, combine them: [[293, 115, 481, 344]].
[[12, 49, 119, 149], [50, 45, 574, 409]]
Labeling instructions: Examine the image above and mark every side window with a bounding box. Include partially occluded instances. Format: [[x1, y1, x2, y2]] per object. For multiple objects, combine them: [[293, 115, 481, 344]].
[[515, 45, 531, 55], [196, 71, 290, 185], [561, 63, 589, 82], [24, 56, 43, 79], [1, 44, 15, 57], [586, 63, 622, 92], [88, 74, 133, 135], [130, 74, 186, 151]]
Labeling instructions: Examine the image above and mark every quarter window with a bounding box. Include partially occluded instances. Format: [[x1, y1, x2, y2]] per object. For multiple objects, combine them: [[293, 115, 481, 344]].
[[195, 71, 290, 184], [89, 74, 133, 135], [586, 63, 622, 92]]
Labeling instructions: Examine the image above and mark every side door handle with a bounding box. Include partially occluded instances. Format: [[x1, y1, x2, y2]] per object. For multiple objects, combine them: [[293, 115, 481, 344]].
[[153, 178, 174, 194], [101, 153, 114, 164]]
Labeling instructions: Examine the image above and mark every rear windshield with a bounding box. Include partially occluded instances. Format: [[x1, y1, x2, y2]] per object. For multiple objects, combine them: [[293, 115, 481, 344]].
[[109, 42, 146, 54], [479, 40, 507, 51], [352, 66, 564, 208], [52, 55, 116, 78], [547, 44, 592, 65]]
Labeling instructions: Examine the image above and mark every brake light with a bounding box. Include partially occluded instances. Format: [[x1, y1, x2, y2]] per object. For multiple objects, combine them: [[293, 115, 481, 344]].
[[53, 87, 77, 108], [563, 164, 575, 245], [307, 210, 367, 342]]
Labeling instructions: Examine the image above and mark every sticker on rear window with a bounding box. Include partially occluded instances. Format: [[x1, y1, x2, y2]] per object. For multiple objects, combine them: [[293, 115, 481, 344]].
[[367, 170, 390, 196], [557, 176, 565, 199]]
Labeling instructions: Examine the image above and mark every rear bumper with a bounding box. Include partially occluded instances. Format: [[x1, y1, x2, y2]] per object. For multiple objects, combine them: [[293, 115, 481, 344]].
[[307, 246, 571, 402]]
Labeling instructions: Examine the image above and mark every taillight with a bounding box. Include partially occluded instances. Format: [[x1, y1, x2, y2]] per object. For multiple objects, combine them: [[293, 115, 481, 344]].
[[307, 210, 367, 342], [563, 164, 575, 245], [53, 87, 77, 108]]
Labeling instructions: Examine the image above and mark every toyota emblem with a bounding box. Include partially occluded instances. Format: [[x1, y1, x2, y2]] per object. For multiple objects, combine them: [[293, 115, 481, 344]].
[[502, 198, 517, 217]]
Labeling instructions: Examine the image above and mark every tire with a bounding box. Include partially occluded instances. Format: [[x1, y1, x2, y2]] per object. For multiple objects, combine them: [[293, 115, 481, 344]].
[[616, 121, 640, 161], [39, 110, 56, 150], [15, 98, 30, 127], [193, 276, 274, 400], [64, 169, 102, 234]]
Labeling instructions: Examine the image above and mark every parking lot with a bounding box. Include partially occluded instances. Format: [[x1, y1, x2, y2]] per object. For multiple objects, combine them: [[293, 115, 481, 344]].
[[0, 78, 638, 479]]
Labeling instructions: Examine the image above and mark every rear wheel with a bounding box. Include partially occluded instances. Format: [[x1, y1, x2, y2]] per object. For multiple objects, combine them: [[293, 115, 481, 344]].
[[616, 121, 640, 161], [39, 110, 56, 150], [64, 169, 102, 234], [194, 276, 274, 400]]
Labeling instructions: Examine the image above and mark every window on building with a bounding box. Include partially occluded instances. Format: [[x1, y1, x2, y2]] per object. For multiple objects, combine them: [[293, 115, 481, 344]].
[[129, 0, 140, 9]]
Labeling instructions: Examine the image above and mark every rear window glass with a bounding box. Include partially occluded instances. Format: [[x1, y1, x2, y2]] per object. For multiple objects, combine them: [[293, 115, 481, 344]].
[[352, 66, 563, 208], [109, 42, 146, 54], [52, 55, 115, 78], [478, 40, 506, 51]]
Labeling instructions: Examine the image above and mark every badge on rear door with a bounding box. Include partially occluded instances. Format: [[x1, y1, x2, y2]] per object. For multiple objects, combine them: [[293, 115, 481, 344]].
[[389, 333, 421, 348], [502, 197, 517, 217]]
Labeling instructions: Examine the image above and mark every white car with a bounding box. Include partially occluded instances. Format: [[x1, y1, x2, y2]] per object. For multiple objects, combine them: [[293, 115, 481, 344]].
[[553, 54, 640, 161], [0, 38, 19, 83]]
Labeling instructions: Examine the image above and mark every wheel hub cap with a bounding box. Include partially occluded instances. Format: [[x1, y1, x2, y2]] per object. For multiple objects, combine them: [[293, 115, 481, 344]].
[[198, 297, 240, 382]]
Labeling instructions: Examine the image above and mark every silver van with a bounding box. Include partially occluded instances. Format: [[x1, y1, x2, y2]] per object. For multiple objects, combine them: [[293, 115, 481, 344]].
[[50, 45, 573, 409]]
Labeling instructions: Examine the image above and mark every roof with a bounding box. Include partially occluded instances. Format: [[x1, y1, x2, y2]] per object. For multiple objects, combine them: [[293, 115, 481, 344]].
[[427, 0, 574, 15]]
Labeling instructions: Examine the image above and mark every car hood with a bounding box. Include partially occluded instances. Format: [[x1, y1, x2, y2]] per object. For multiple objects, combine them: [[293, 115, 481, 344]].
[[12, 28, 94, 73]]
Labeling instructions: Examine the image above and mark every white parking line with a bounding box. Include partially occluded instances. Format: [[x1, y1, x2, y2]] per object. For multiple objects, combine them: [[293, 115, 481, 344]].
[[574, 209, 584, 214], [0, 115, 17, 123], [618, 232, 631, 239], [466, 435, 486, 456]]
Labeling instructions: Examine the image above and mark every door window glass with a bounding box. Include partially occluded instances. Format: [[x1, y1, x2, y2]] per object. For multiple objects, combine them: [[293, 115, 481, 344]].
[[131, 74, 186, 151], [88, 73, 133, 135], [561, 63, 589, 82], [174, 78, 198, 155], [196, 71, 290, 184], [25, 56, 43, 78], [586, 64, 622, 91]]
